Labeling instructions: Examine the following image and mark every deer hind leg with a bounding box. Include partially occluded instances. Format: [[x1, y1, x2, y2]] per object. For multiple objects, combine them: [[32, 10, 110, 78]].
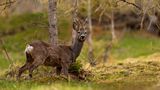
[[28, 57, 45, 78], [56, 66, 62, 75], [17, 62, 31, 78], [17, 53, 33, 78]]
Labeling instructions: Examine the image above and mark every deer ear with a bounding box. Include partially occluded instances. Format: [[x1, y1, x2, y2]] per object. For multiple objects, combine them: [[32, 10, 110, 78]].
[[84, 18, 88, 25], [73, 19, 79, 31]]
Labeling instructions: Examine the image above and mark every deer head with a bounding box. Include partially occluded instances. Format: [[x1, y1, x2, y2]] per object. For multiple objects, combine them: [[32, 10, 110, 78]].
[[73, 18, 89, 42]]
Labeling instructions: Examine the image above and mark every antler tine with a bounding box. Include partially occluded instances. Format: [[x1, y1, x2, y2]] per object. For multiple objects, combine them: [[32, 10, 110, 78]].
[[84, 17, 88, 25], [74, 17, 82, 25]]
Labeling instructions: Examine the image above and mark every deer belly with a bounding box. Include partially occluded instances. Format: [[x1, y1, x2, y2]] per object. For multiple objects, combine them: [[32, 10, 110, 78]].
[[44, 56, 60, 67]]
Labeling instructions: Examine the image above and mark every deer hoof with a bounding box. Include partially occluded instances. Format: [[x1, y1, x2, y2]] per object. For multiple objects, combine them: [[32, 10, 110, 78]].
[[16, 75, 20, 80], [60, 74, 71, 81], [24, 76, 32, 80], [60, 74, 67, 79]]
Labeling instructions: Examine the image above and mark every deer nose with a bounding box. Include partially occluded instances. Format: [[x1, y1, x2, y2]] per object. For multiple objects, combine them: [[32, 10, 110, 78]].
[[81, 36, 85, 39]]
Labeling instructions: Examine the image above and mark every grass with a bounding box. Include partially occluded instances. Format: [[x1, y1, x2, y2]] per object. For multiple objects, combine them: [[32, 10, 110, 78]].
[[2, 58, 160, 90], [111, 32, 160, 60], [0, 78, 123, 90], [1, 79, 139, 90], [1, 13, 160, 90]]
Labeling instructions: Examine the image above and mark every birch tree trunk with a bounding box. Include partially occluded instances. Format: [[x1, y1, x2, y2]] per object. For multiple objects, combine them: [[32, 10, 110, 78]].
[[140, 0, 152, 31], [103, 9, 116, 63], [111, 10, 116, 42], [48, 0, 58, 46], [87, 0, 96, 66]]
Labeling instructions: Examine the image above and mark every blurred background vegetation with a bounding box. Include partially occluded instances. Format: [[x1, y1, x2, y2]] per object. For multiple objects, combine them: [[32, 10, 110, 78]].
[[1, 0, 160, 90]]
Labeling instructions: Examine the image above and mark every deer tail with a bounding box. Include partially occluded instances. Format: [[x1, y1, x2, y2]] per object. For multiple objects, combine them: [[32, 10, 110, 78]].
[[24, 44, 34, 54]]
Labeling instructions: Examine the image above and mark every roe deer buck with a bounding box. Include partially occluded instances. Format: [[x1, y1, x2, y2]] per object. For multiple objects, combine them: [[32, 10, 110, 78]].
[[17, 18, 89, 79]]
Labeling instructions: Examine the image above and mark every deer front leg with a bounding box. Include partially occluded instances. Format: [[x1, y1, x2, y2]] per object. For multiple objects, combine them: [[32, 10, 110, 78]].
[[56, 66, 62, 75], [60, 61, 70, 80]]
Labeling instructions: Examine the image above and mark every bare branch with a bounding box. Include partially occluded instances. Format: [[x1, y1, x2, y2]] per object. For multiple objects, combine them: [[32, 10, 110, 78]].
[[87, 0, 96, 66], [0, 0, 16, 15], [98, 8, 106, 23], [0, 39, 13, 64], [0, 0, 15, 6], [118, 0, 141, 10]]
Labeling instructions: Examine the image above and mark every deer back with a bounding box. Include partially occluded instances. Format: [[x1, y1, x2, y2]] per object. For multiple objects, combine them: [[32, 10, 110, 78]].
[[28, 41, 50, 59]]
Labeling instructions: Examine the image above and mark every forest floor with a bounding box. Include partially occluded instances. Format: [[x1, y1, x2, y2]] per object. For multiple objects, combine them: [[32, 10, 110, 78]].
[[0, 53, 160, 90], [1, 13, 160, 90]]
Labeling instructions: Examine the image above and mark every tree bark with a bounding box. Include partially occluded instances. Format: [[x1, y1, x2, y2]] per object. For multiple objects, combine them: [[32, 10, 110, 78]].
[[111, 10, 116, 41], [103, 5, 117, 63], [87, 0, 96, 66], [140, 0, 152, 31], [48, 0, 58, 46]]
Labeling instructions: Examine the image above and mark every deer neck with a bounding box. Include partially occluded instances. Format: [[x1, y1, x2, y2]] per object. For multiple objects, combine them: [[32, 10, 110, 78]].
[[71, 38, 84, 61]]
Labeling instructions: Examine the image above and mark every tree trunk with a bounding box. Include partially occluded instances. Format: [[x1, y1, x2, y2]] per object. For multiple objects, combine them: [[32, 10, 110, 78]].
[[71, 0, 78, 48], [87, 0, 96, 66], [140, 0, 152, 31], [103, 10, 116, 63], [48, 0, 58, 46], [111, 10, 116, 41]]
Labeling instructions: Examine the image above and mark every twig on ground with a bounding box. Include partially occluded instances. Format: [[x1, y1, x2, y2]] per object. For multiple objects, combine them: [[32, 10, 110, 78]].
[[118, 0, 141, 10], [0, 39, 13, 64], [0, 0, 15, 6], [0, 0, 16, 15]]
